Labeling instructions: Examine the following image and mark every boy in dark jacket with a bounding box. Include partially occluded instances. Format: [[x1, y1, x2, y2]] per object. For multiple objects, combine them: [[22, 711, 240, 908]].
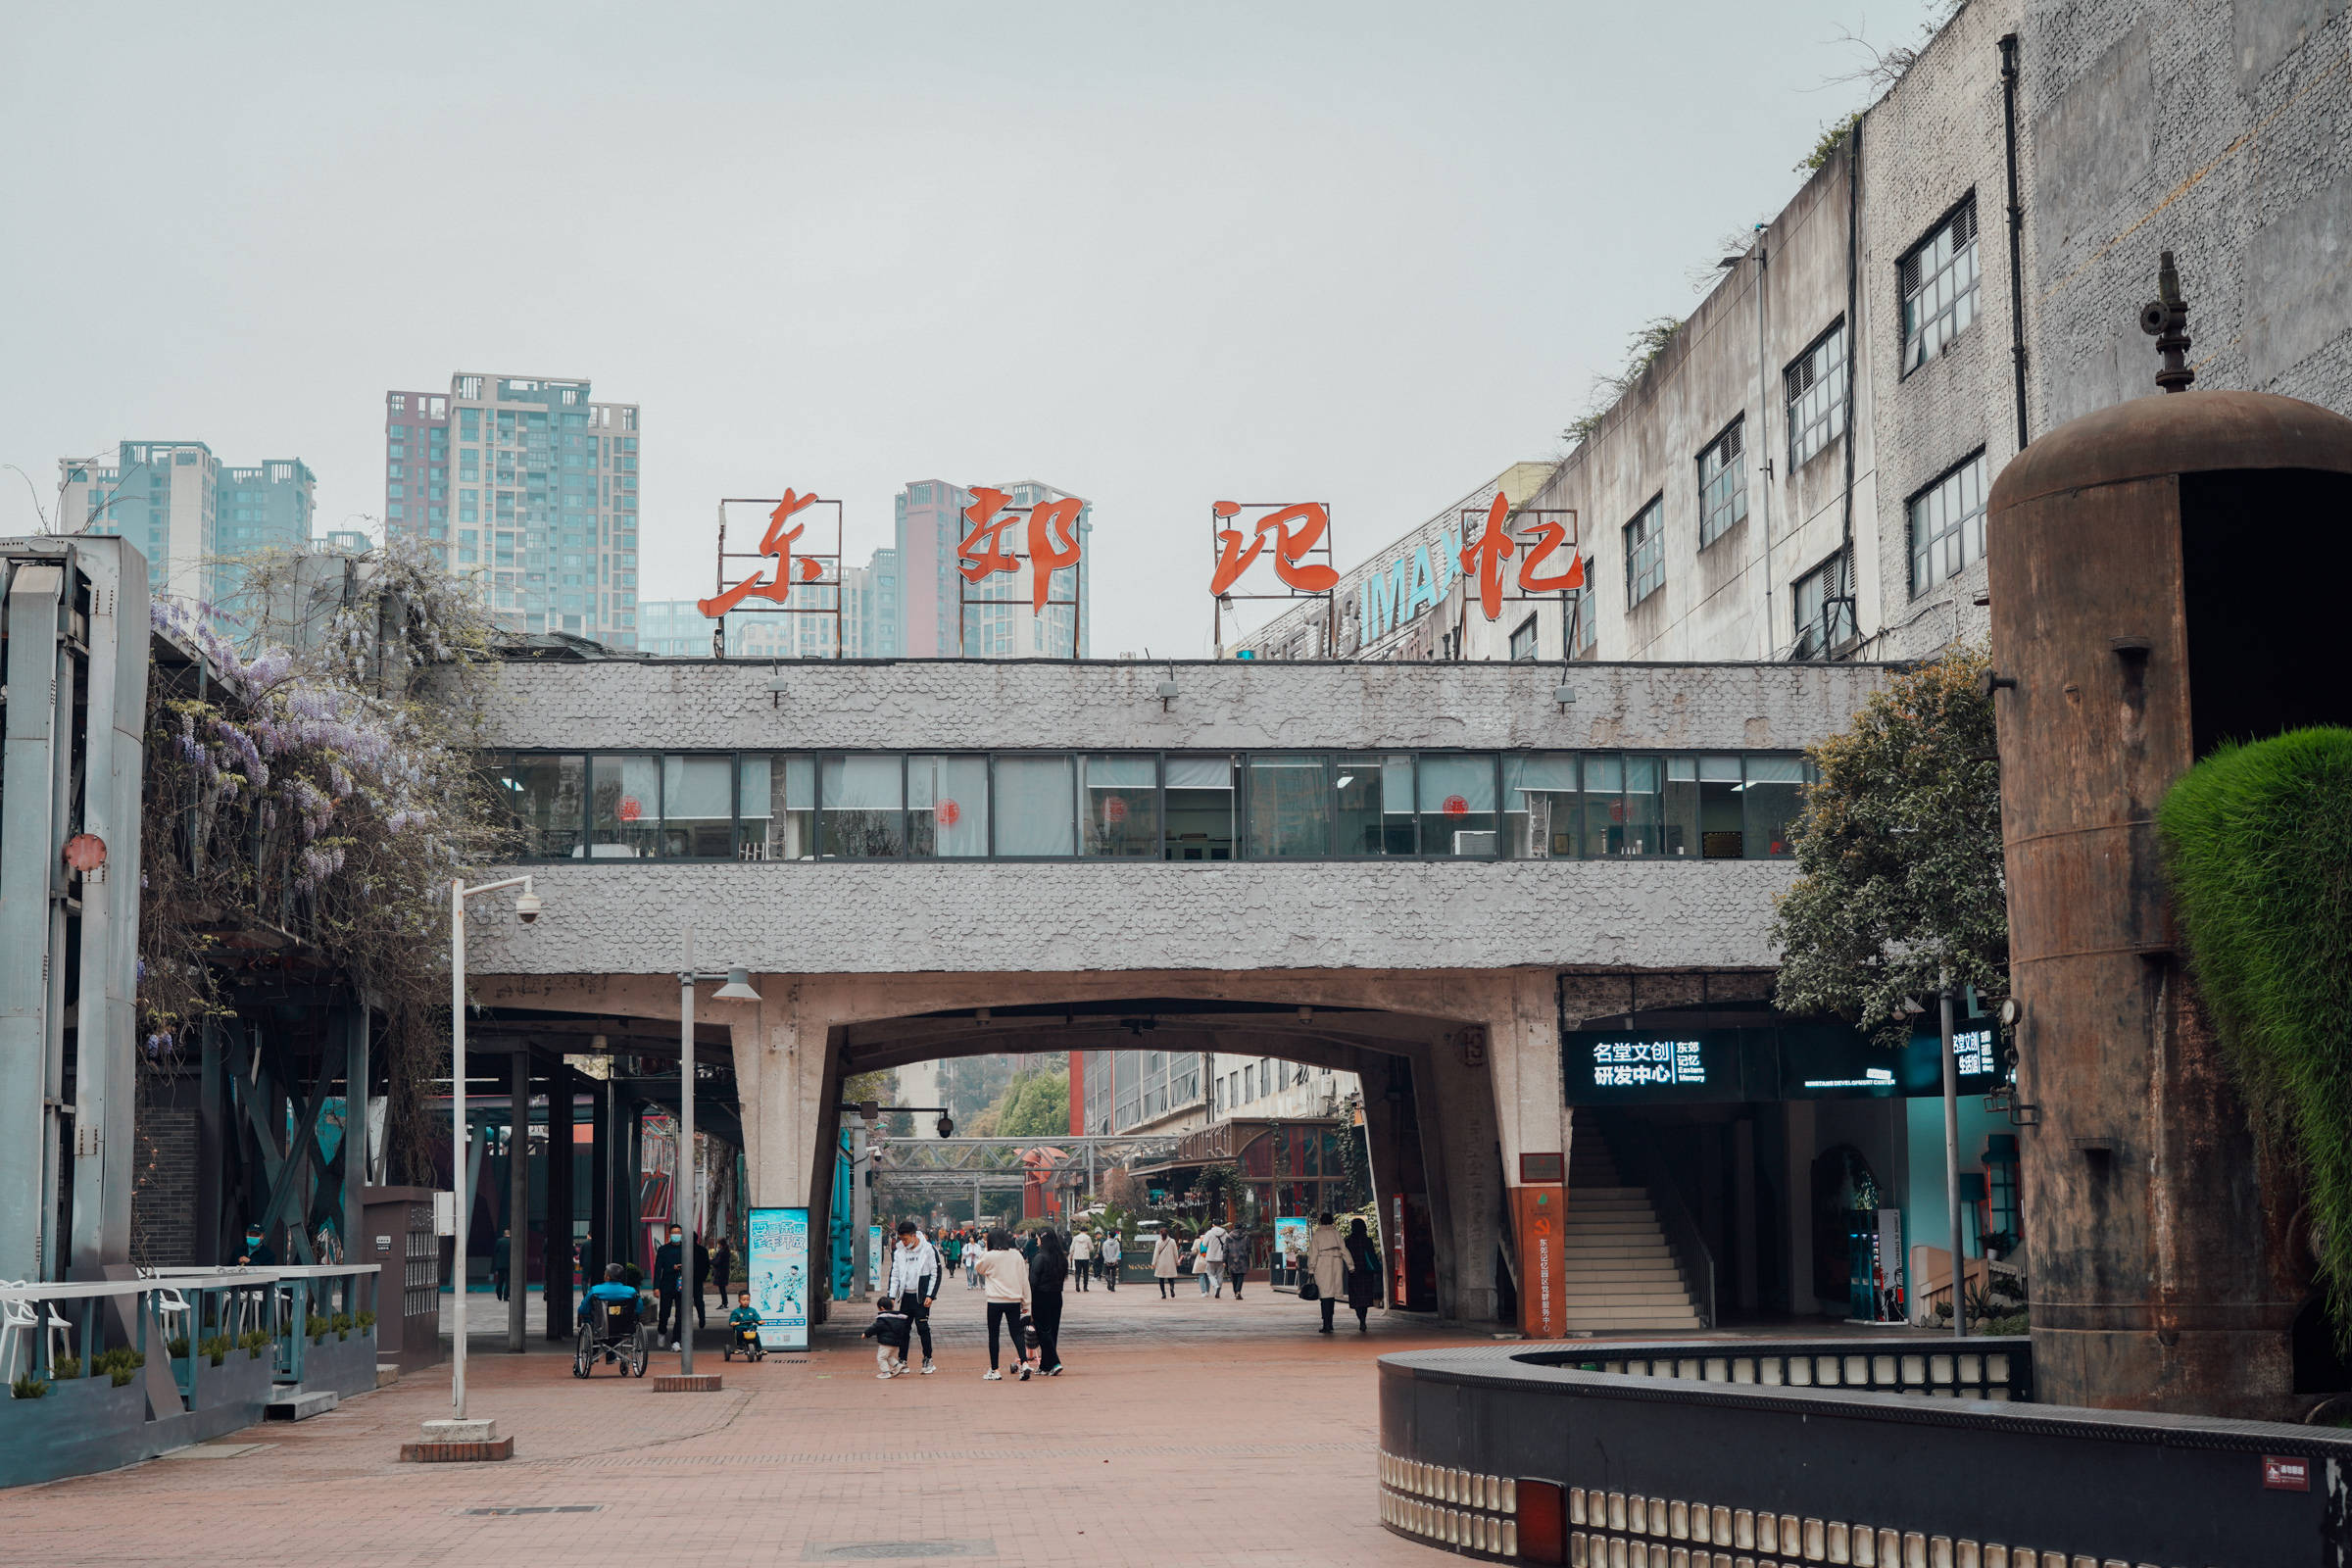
[[862, 1296, 912, 1378]]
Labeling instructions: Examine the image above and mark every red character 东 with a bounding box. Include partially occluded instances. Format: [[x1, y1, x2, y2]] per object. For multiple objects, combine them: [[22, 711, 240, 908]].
[[698, 490, 826, 618], [1209, 502, 1340, 596]]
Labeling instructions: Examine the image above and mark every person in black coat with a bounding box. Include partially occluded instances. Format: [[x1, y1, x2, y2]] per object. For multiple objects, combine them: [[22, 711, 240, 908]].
[[1028, 1230, 1069, 1376]]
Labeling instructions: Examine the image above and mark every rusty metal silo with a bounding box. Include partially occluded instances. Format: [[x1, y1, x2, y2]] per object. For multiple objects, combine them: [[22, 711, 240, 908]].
[[1986, 379, 2352, 1419]]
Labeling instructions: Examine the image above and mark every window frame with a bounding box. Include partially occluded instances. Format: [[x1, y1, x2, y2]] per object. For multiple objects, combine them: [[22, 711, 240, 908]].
[[1898, 192, 1981, 375], [1906, 449, 1990, 599], [1695, 416, 1749, 550], [1784, 319, 1849, 469], [1623, 495, 1666, 609], [1790, 549, 1858, 661]]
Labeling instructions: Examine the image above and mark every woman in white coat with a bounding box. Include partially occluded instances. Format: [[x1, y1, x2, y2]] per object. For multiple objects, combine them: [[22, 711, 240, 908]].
[[1305, 1211, 1348, 1335], [1151, 1230, 1184, 1298]]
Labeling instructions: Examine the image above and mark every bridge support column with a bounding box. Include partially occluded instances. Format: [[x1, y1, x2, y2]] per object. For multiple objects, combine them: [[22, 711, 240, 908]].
[[1476, 970, 1573, 1334]]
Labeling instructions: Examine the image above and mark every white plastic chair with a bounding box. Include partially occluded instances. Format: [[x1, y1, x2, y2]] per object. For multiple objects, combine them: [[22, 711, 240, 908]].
[[0, 1288, 73, 1381], [150, 1286, 192, 1346]]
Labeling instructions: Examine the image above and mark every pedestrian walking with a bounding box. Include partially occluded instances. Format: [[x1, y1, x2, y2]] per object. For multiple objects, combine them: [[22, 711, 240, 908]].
[[1343, 1217, 1381, 1332], [491, 1228, 513, 1302], [1100, 1228, 1122, 1291], [974, 1228, 1034, 1381], [656, 1224, 686, 1347], [709, 1235, 733, 1309], [883, 1219, 943, 1375], [1029, 1229, 1068, 1376], [1226, 1228, 1249, 1299], [1305, 1211, 1350, 1334], [1069, 1228, 1094, 1291], [964, 1230, 982, 1289], [1152, 1229, 1183, 1298], [689, 1235, 711, 1334], [1200, 1221, 1228, 1298]]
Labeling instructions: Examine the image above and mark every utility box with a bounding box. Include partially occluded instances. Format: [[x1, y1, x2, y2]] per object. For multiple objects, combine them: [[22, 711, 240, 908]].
[[362, 1185, 445, 1371]]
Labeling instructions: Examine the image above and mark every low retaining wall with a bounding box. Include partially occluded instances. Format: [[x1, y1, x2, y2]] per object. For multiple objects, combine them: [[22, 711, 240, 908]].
[[1377, 1339, 2352, 1566]]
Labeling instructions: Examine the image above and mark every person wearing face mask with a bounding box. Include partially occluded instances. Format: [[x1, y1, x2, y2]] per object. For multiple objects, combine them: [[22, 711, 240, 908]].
[[237, 1224, 276, 1267], [656, 1225, 687, 1348]]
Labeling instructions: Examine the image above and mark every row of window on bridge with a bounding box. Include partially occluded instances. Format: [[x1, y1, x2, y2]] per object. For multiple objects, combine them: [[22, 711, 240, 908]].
[[479, 750, 1814, 863]]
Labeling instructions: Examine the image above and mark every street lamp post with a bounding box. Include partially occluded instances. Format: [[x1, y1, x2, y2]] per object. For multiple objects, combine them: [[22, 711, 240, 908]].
[[448, 875, 540, 1425], [677, 930, 760, 1377]]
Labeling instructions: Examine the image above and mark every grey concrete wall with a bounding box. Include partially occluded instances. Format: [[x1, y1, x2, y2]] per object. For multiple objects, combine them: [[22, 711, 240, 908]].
[[2026, 0, 2352, 425], [467, 653, 1886, 755]]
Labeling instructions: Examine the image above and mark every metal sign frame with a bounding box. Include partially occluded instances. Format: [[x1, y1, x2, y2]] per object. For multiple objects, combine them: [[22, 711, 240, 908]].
[[1210, 501, 1338, 657], [1455, 504, 1588, 662], [710, 495, 847, 660], [955, 497, 1083, 661]]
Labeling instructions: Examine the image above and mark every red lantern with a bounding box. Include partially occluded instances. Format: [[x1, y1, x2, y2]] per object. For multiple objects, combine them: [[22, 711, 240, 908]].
[[938, 799, 961, 827], [617, 797, 643, 822], [1442, 795, 1469, 816]]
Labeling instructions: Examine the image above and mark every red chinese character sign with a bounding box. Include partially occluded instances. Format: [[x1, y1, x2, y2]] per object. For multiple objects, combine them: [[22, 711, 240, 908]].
[[1208, 501, 1340, 656], [1457, 493, 1587, 650], [704, 491, 847, 657], [956, 487, 1086, 657]]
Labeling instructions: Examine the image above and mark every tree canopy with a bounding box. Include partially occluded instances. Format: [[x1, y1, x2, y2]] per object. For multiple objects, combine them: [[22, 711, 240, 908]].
[[1771, 646, 2007, 1042]]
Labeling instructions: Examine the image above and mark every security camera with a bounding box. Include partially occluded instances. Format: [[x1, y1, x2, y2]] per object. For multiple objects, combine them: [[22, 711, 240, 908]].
[[514, 890, 542, 925]]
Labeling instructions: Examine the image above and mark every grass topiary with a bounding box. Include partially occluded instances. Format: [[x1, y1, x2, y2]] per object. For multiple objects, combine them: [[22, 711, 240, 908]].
[[2159, 726, 2352, 1348]]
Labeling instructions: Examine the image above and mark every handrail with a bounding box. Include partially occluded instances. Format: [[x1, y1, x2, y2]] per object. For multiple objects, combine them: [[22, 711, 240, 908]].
[[1614, 1120, 1716, 1330]]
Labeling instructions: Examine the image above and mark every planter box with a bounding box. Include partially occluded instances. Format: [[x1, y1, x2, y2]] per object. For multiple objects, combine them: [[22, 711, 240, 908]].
[[0, 1376, 151, 1489], [297, 1329, 379, 1397], [194, 1349, 278, 1413]]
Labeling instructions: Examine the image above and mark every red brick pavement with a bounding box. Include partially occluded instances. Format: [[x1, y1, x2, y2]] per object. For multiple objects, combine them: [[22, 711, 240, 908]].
[[3, 1279, 1494, 1567]]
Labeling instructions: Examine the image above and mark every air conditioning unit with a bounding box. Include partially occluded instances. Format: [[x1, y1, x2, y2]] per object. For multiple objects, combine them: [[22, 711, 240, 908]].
[[1452, 830, 1498, 856]]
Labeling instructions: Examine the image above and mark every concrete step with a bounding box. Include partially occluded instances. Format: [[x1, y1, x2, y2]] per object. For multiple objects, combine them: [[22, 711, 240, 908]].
[[1560, 1311, 1704, 1330], [265, 1387, 338, 1421], [1565, 1267, 1688, 1284], [1563, 1289, 1697, 1305]]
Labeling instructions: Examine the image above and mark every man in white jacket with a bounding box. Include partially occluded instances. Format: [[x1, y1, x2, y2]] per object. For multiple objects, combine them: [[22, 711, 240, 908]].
[[882, 1220, 942, 1375], [1070, 1228, 1095, 1291]]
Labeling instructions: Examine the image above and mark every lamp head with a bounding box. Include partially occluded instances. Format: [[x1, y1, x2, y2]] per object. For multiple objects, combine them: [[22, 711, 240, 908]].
[[711, 967, 762, 1003]]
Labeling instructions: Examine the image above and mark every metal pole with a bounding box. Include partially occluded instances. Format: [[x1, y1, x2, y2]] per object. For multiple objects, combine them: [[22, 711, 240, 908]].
[[852, 1121, 871, 1299], [450, 878, 467, 1419], [1940, 978, 1967, 1340], [679, 935, 697, 1375], [508, 1053, 527, 1353]]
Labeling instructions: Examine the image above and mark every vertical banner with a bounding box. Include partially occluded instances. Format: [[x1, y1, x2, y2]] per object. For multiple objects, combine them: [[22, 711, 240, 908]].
[[1512, 1185, 1569, 1340], [1273, 1215, 1311, 1293], [870, 1224, 884, 1294], [747, 1205, 809, 1350], [1392, 1193, 1408, 1308]]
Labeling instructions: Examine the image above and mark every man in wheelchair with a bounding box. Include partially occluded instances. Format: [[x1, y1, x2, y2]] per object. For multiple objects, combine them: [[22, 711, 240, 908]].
[[573, 1263, 652, 1377]]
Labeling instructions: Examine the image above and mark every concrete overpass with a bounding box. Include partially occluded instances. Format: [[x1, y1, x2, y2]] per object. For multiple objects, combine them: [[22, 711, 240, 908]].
[[461, 654, 1886, 1323]]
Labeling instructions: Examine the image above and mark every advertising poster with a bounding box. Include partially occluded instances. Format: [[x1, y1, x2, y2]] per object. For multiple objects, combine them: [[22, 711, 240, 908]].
[[870, 1224, 884, 1292], [747, 1206, 809, 1350], [1273, 1216, 1311, 1293]]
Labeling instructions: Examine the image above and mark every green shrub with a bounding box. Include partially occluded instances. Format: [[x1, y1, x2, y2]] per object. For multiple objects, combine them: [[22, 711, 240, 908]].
[[305, 1313, 331, 1341], [2160, 727, 2352, 1347], [237, 1330, 272, 1358], [1983, 1312, 2031, 1336], [167, 1335, 190, 1359], [93, 1348, 145, 1387], [51, 1355, 81, 1381], [355, 1309, 376, 1331], [12, 1376, 48, 1399], [330, 1310, 353, 1341], [199, 1334, 233, 1366]]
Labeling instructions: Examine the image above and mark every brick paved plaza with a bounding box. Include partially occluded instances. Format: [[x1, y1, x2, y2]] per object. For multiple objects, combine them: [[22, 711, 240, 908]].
[[5, 1285, 1486, 1567]]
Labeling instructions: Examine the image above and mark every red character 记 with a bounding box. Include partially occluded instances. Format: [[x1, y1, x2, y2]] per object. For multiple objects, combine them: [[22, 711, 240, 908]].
[[1209, 502, 1339, 596], [699, 490, 825, 618]]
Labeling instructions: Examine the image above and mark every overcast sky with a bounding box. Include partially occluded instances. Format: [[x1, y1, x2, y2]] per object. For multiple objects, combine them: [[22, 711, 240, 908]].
[[2, 2, 1921, 655]]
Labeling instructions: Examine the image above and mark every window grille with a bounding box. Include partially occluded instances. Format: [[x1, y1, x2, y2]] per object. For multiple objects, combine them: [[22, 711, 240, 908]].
[[1907, 451, 1988, 597], [1784, 322, 1847, 467], [1900, 195, 1981, 372], [1623, 497, 1666, 608]]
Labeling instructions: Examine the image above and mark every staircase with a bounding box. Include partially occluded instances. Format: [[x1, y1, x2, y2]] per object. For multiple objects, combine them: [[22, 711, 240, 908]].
[[1559, 1122, 1705, 1333]]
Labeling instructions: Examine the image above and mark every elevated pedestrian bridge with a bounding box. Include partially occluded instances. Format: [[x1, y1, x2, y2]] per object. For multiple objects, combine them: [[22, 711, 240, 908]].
[[461, 654, 1886, 1324]]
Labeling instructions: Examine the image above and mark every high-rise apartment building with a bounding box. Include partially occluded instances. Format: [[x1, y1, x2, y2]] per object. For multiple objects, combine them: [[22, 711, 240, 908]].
[[59, 441, 314, 619], [384, 373, 641, 646], [896, 480, 1090, 658]]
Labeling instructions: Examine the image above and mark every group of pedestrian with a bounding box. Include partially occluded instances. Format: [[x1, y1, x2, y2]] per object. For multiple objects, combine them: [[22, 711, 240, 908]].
[[1143, 1220, 1253, 1298], [867, 1220, 1072, 1382]]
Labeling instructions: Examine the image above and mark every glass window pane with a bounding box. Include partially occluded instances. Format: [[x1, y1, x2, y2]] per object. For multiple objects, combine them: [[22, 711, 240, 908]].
[[1248, 755, 1331, 858], [661, 755, 734, 859], [489, 754, 583, 859], [1418, 754, 1498, 857], [820, 756, 906, 858], [1743, 772, 1805, 859], [1336, 755, 1416, 856], [1081, 755, 1159, 858], [1618, 756, 1664, 857], [995, 755, 1075, 857], [908, 755, 990, 858], [1663, 759, 1699, 858], [589, 755, 660, 858], [1503, 754, 1579, 859], [738, 755, 815, 860], [1163, 754, 1235, 861], [1699, 760, 1744, 858]]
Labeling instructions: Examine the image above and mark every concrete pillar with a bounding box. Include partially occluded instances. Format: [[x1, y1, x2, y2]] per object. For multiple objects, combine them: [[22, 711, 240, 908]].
[[1419, 1030, 1505, 1324], [544, 1068, 575, 1338]]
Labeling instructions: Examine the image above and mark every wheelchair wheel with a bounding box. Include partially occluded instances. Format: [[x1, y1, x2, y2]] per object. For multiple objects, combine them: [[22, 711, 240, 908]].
[[629, 1326, 651, 1377], [572, 1326, 594, 1378]]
